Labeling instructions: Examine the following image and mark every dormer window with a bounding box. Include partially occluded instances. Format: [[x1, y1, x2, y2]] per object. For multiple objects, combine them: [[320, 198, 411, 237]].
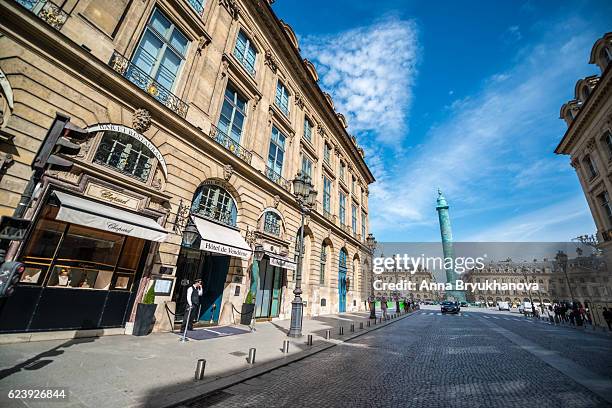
[[233, 30, 257, 76]]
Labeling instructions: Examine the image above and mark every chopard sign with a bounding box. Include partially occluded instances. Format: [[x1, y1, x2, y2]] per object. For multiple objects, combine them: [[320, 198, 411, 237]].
[[86, 123, 168, 178], [106, 222, 134, 235], [85, 183, 140, 210]]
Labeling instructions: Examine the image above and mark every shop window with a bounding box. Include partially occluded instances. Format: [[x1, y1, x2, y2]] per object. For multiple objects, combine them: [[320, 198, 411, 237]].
[[263, 211, 281, 236], [192, 184, 238, 226], [94, 131, 156, 182], [319, 244, 327, 285]]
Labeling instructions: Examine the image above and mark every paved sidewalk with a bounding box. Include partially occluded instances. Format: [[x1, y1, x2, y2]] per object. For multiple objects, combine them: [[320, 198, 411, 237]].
[[0, 309, 415, 408]]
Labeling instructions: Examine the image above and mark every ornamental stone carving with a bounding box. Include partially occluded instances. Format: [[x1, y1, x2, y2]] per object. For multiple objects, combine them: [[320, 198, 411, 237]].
[[219, 0, 240, 20], [265, 50, 279, 74], [585, 138, 595, 152], [223, 164, 234, 181], [570, 158, 580, 169], [197, 36, 211, 54], [295, 92, 305, 109], [132, 108, 152, 133], [273, 194, 280, 208]]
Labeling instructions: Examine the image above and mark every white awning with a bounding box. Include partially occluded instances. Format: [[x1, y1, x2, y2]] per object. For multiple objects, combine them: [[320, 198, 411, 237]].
[[53, 191, 168, 242], [191, 216, 251, 259], [267, 252, 297, 271]]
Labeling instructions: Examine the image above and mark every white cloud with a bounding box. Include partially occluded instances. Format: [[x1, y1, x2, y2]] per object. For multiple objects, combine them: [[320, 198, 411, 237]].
[[302, 17, 419, 145], [467, 196, 594, 241], [365, 23, 599, 240]]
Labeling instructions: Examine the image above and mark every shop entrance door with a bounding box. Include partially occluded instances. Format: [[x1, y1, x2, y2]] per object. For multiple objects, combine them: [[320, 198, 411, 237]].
[[338, 249, 347, 313], [254, 258, 283, 319], [173, 250, 230, 324], [199, 254, 229, 323]]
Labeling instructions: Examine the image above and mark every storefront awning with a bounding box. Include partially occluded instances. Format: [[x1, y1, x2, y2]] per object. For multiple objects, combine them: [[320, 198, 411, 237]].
[[266, 251, 297, 271], [53, 191, 168, 242], [191, 216, 251, 259]]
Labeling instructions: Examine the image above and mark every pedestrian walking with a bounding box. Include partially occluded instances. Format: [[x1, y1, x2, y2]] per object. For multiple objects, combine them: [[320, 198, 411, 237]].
[[181, 278, 203, 332], [381, 297, 388, 319], [603, 307, 612, 331]]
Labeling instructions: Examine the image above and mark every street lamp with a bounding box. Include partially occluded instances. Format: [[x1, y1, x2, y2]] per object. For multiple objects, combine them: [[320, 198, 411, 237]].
[[181, 222, 199, 248], [287, 171, 317, 337], [555, 250, 574, 304], [366, 233, 377, 319]]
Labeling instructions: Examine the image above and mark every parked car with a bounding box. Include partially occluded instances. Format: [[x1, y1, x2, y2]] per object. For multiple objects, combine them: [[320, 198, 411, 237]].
[[441, 301, 460, 314], [519, 302, 533, 315], [460, 301, 469, 308], [497, 301, 510, 311]]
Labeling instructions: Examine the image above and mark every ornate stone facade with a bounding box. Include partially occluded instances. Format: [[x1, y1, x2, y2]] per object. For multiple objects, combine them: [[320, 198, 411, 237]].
[[0, 0, 375, 333]]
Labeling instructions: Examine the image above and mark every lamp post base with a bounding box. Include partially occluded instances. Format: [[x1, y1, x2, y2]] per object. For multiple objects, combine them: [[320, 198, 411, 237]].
[[287, 297, 304, 337]]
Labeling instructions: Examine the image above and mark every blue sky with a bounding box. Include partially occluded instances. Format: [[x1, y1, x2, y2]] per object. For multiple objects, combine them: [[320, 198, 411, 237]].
[[272, 0, 612, 242]]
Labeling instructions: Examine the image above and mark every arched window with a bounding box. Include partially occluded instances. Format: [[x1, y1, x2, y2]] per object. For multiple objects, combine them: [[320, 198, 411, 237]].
[[583, 155, 598, 180], [602, 131, 612, 159], [263, 211, 281, 236], [319, 243, 327, 285], [191, 184, 237, 226], [94, 131, 156, 182]]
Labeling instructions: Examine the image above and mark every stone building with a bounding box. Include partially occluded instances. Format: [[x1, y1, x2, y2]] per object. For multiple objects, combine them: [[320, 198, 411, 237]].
[[556, 33, 612, 260], [462, 259, 554, 307], [0, 0, 374, 337], [555, 31, 612, 326], [550, 252, 611, 327]]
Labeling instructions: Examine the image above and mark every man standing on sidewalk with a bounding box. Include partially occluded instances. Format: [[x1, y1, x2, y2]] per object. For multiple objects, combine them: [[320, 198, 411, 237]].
[[182, 279, 203, 331]]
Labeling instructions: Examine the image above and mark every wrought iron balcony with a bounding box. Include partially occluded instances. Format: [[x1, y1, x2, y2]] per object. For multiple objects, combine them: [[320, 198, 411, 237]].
[[109, 51, 189, 118], [15, 0, 68, 30], [264, 166, 291, 191], [209, 125, 253, 164], [322, 209, 334, 223], [187, 0, 205, 16]]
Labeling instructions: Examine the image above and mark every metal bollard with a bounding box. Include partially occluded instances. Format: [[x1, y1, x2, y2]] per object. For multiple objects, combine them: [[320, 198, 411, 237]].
[[282, 340, 290, 353], [195, 359, 206, 380], [339, 326, 344, 335], [350, 323, 355, 332], [359, 322, 364, 329], [307, 334, 313, 346], [367, 320, 371, 327], [325, 329, 331, 339], [248, 348, 256, 364]]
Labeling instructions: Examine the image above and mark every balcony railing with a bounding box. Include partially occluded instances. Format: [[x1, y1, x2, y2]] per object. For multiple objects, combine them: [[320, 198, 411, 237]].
[[340, 223, 351, 235], [109, 51, 189, 118], [15, 0, 68, 30], [187, 0, 205, 16], [264, 166, 291, 191], [322, 209, 334, 223], [209, 125, 253, 164]]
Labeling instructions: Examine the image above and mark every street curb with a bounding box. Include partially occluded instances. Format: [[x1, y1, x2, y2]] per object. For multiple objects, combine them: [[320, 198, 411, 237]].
[[161, 310, 419, 408]]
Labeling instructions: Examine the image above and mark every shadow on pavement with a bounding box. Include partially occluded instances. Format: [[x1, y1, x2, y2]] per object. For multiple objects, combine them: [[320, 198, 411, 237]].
[[0, 333, 97, 380]]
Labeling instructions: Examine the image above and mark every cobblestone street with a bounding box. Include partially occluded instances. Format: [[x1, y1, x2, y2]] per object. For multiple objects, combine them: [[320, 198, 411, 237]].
[[182, 307, 612, 408]]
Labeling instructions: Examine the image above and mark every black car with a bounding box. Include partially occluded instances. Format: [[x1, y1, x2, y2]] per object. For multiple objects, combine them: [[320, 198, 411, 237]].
[[441, 301, 460, 314]]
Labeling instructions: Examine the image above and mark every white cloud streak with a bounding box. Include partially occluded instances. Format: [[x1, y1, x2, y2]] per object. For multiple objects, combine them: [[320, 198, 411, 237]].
[[302, 18, 419, 145]]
